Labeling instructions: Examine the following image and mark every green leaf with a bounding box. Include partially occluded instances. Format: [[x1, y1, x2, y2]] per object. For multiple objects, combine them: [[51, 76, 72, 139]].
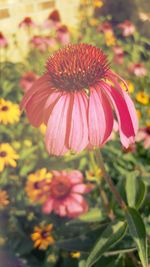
[[86, 221, 127, 267], [79, 208, 105, 223], [79, 260, 86, 267], [125, 172, 146, 209], [125, 207, 148, 267], [136, 180, 146, 209]]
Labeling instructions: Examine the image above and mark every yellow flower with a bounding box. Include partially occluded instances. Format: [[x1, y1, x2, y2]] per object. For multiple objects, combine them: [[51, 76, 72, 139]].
[[0, 237, 6, 246], [89, 18, 99, 26], [93, 0, 103, 8], [120, 80, 134, 93], [0, 143, 19, 172], [31, 224, 55, 250], [136, 109, 141, 120], [11, 141, 21, 150], [70, 251, 81, 258], [136, 92, 149, 105], [39, 123, 46, 135], [86, 168, 102, 183], [47, 254, 57, 263], [104, 32, 116, 46], [0, 190, 9, 208], [25, 168, 52, 203], [0, 98, 20, 125], [23, 139, 32, 147]]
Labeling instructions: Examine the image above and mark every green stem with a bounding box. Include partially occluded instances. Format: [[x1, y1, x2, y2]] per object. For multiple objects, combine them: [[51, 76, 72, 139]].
[[95, 150, 127, 211], [89, 151, 115, 220]]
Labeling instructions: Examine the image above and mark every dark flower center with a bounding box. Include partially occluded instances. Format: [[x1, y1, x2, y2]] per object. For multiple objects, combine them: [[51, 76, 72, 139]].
[[46, 43, 109, 91], [48, 10, 60, 22], [1, 105, 9, 111], [146, 126, 150, 135], [27, 76, 35, 82], [0, 151, 7, 157], [34, 182, 41, 189], [50, 177, 71, 199], [41, 230, 48, 238], [24, 17, 32, 24]]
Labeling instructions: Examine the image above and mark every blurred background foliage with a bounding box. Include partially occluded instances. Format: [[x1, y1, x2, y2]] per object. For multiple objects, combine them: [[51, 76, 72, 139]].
[[0, 0, 150, 267]]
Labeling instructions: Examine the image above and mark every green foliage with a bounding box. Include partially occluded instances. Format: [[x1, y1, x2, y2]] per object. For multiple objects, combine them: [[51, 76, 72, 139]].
[[1, 1, 150, 267], [86, 221, 127, 267], [126, 207, 148, 267]]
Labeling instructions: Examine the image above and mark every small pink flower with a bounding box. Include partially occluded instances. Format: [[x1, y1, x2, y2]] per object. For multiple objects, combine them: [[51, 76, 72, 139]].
[[20, 72, 39, 92], [56, 25, 70, 45], [42, 170, 92, 218], [43, 9, 61, 29], [98, 21, 113, 33], [44, 36, 57, 48], [0, 32, 8, 48], [30, 35, 56, 52], [21, 43, 138, 155], [19, 17, 35, 28], [136, 126, 150, 149], [113, 45, 124, 65], [118, 20, 135, 37], [128, 63, 147, 77]]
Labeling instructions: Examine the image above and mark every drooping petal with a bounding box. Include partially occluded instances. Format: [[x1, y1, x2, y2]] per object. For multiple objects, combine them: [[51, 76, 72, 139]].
[[20, 74, 51, 110], [26, 90, 50, 127], [102, 81, 138, 148], [68, 91, 88, 152], [88, 86, 113, 146], [43, 91, 63, 125], [45, 93, 70, 155]]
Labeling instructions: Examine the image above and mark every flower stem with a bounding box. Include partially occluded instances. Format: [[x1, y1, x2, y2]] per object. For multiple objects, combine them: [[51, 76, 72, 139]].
[[89, 151, 115, 220], [95, 149, 127, 211]]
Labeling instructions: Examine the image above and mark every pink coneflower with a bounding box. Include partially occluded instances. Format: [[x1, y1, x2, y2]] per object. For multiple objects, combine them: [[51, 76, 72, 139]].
[[42, 170, 93, 218], [0, 32, 8, 48], [21, 43, 138, 155], [136, 126, 150, 149], [43, 9, 61, 29], [20, 72, 38, 92], [98, 21, 113, 33], [56, 25, 70, 45], [128, 63, 147, 77], [118, 20, 135, 37], [113, 45, 124, 65], [30, 35, 56, 52], [19, 17, 35, 28]]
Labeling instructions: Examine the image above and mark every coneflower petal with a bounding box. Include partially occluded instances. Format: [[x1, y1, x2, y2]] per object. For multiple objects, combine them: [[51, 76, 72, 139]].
[[102, 81, 137, 148], [45, 94, 70, 155], [20, 74, 50, 110], [88, 86, 113, 146], [68, 91, 88, 152], [26, 90, 50, 127]]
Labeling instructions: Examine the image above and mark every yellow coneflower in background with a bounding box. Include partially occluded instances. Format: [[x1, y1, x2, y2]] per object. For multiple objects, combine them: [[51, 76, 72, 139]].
[[104, 32, 116, 46], [70, 251, 81, 258], [0, 143, 19, 172], [89, 18, 99, 27], [121, 80, 135, 94], [136, 109, 141, 120], [39, 123, 47, 135], [25, 168, 52, 203], [136, 92, 149, 105], [0, 190, 9, 208], [93, 0, 103, 8], [31, 224, 55, 250], [0, 98, 20, 125]]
